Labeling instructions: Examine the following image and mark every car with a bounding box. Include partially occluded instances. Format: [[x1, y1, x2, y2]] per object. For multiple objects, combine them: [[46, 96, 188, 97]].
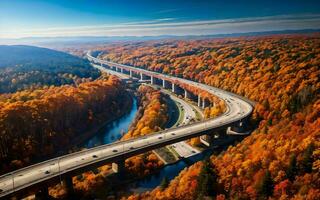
[[171, 133, 176, 135], [130, 147, 135, 150], [92, 155, 98, 158], [0, 189, 3, 193], [192, 150, 196, 153], [112, 149, 118, 153], [45, 170, 50, 174], [18, 174, 23, 177], [158, 136, 162, 139]]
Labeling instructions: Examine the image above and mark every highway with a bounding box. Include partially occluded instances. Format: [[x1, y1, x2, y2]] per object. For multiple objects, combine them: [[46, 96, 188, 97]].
[[0, 52, 253, 198], [155, 89, 201, 158], [88, 66, 201, 158], [91, 66, 202, 158]]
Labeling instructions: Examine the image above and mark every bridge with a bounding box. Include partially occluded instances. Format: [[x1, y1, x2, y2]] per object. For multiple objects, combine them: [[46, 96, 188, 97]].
[[0, 52, 253, 199]]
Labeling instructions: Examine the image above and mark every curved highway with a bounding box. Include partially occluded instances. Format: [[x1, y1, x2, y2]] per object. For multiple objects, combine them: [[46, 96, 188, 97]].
[[0, 52, 253, 198]]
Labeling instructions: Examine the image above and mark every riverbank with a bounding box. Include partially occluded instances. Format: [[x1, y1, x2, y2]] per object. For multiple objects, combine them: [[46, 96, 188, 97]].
[[72, 91, 134, 149]]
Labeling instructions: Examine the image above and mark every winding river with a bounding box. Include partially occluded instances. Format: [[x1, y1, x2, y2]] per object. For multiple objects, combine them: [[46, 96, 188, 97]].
[[79, 94, 214, 194], [128, 149, 214, 193], [84, 97, 138, 148]]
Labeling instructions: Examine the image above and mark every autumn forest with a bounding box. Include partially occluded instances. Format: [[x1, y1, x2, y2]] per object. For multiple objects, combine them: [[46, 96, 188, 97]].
[[94, 34, 319, 199], [0, 33, 319, 200]]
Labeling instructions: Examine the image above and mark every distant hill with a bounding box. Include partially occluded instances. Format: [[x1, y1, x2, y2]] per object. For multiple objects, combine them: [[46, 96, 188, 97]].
[[0, 29, 319, 48], [0, 45, 100, 93]]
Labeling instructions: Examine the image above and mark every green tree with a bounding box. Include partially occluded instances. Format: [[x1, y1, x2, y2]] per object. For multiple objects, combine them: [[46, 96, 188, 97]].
[[286, 154, 297, 181], [302, 143, 314, 173], [195, 158, 219, 199], [257, 170, 274, 199]]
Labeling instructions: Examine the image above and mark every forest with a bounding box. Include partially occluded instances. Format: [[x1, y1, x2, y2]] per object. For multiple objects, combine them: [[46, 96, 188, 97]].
[[0, 75, 128, 174], [0, 45, 100, 93], [96, 34, 319, 199], [49, 85, 169, 198]]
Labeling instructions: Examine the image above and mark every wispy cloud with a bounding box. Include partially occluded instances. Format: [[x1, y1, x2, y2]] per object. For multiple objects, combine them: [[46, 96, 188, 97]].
[[154, 8, 181, 14], [1, 14, 320, 38]]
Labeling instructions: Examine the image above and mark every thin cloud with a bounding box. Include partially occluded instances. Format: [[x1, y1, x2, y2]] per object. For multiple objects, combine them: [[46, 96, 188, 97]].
[[154, 8, 181, 14], [1, 14, 320, 38], [155, 18, 177, 21]]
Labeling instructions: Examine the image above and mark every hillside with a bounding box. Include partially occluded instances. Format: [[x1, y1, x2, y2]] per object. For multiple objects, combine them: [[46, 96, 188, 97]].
[[97, 34, 320, 199], [0, 45, 100, 93], [0, 75, 128, 173]]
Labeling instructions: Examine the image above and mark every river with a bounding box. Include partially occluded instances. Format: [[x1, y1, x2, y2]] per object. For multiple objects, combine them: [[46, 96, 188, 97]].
[[127, 149, 214, 193], [81, 94, 217, 195], [84, 97, 138, 148]]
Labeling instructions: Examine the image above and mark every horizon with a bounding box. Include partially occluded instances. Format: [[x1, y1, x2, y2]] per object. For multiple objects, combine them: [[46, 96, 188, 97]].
[[1, 0, 320, 39]]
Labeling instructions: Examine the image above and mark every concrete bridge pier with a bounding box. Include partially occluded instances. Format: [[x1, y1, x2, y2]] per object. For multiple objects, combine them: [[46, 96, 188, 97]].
[[198, 95, 201, 107], [140, 73, 145, 81], [121, 68, 124, 73], [171, 83, 177, 93], [112, 160, 125, 174], [200, 132, 223, 147], [200, 134, 213, 147], [162, 79, 168, 88], [129, 70, 133, 77], [184, 89, 190, 99], [151, 76, 155, 85]]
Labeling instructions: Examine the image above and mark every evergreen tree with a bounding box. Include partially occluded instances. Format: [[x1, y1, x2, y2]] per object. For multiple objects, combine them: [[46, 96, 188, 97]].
[[257, 170, 273, 199], [195, 158, 219, 200], [286, 154, 297, 181], [302, 143, 314, 173]]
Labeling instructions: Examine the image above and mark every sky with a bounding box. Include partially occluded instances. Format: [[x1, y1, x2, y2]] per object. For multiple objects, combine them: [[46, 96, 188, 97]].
[[0, 0, 320, 38]]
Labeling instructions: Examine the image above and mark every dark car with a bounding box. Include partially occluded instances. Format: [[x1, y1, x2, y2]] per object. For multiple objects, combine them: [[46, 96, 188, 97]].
[[45, 170, 50, 174], [92, 155, 98, 158], [112, 149, 118, 153]]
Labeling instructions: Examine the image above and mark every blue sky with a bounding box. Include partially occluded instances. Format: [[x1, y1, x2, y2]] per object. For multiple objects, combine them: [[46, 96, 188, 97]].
[[0, 0, 320, 38]]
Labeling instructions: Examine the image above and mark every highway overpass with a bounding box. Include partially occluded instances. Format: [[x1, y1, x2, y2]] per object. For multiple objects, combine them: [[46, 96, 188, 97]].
[[0, 52, 253, 199]]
